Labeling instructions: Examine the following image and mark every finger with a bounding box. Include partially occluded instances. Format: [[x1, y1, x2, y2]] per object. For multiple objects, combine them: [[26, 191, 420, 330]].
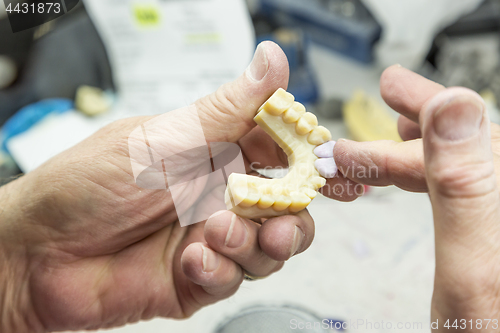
[[181, 242, 243, 297], [259, 209, 315, 261], [333, 138, 427, 192], [204, 211, 286, 277], [398, 115, 422, 141], [380, 65, 445, 122], [195, 41, 289, 143], [421, 87, 500, 245], [320, 175, 364, 201]]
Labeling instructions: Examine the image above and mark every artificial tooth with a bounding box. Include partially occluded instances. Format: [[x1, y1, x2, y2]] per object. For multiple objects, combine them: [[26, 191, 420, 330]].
[[239, 192, 261, 208], [282, 102, 306, 123], [289, 192, 312, 213], [302, 188, 318, 199], [257, 195, 275, 209], [259, 184, 273, 195], [309, 176, 327, 189], [296, 113, 318, 135], [308, 126, 332, 145], [313, 140, 336, 158], [261, 88, 295, 116], [314, 158, 338, 179], [273, 196, 292, 211]]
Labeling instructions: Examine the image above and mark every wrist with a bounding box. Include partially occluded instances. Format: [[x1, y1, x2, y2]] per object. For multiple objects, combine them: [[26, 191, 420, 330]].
[[0, 179, 45, 333], [432, 268, 500, 332]]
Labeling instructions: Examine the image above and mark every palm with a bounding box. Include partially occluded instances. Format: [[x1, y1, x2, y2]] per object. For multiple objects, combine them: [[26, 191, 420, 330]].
[[24, 121, 283, 330]]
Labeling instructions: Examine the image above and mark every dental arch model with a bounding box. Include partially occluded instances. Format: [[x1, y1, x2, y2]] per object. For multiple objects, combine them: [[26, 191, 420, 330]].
[[225, 88, 332, 219]]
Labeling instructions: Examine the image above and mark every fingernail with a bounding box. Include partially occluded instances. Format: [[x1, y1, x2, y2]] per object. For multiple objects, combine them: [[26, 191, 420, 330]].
[[201, 245, 220, 273], [314, 140, 336, 158], [291, 226, 305, 257], [433, 97, 484, 141], [208, 210, 227, 219], [225, 214, 248, 248], [247, 43, 268, 81]]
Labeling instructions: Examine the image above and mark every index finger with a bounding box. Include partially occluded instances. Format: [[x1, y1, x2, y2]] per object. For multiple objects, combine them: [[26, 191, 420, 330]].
[[381, 65, 446, 123]]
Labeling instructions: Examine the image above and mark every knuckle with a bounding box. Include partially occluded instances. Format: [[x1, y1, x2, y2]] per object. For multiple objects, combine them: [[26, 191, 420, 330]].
[[200, 84, 240, 119], [211, 84, 241, 115], [430, 160, 497, 198], [196, 84, 255, 131]]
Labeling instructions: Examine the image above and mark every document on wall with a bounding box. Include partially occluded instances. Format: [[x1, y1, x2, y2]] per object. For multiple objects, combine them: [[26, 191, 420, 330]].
[[84, 0, 255, 116]]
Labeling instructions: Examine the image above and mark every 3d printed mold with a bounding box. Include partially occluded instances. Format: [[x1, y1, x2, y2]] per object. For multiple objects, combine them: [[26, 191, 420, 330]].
[[225, 88, 332, 219]]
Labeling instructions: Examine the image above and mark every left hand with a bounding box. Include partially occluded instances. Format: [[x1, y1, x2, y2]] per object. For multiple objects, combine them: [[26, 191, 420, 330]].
[[0, 41, 317, 333]]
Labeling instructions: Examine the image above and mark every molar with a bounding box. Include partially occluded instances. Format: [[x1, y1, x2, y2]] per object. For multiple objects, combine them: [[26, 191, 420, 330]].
[[282, 102, 306, 123], [273, 196, 292, 211], [288, 192, 312, 213], [308, 126, 332, 145], [296, 113, 318, 135], [257, 195, 275, 209], [261, 88, 295, 116]]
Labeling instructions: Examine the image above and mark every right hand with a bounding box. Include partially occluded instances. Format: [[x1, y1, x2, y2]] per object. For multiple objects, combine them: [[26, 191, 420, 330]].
[[329, 66, 500, 331]]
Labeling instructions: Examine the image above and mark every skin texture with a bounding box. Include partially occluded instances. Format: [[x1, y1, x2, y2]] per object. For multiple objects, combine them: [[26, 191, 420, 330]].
[[2, 45, 498, 332], [0, 41, 324, 332], [334, 65, 500, 332]]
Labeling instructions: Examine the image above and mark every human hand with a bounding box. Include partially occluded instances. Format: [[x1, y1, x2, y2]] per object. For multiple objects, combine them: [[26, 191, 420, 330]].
[[0, 41, 320, 332], [330, 66, 500, 331]]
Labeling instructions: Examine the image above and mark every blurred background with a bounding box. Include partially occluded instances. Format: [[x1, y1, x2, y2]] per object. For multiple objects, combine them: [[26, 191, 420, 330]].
[[1, 0, 499, 332]]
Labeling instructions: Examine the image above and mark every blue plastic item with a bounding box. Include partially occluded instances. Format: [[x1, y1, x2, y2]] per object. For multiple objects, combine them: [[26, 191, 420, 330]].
[[259, 0, 382, 63], [1, 99, 73, 152], [257, 30, 319, 105]]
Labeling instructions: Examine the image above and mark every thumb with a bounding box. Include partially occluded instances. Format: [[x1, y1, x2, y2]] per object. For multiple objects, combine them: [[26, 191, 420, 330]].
[[194, 41, 289, 143], [421, 87, 500, 264]]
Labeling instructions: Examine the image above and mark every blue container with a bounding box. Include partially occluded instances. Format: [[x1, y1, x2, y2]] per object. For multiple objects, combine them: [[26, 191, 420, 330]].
[[259, 0, 381, 63]]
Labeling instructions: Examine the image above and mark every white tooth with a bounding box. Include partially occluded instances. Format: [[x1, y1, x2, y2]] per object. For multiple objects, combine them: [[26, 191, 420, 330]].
[[315, 158, 338, 179], [314, 141, 336, 158]]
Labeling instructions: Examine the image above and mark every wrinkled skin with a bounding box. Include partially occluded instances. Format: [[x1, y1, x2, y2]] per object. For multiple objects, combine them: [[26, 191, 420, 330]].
[[333, 65, 500, 332], [0, 42, 336, 332]]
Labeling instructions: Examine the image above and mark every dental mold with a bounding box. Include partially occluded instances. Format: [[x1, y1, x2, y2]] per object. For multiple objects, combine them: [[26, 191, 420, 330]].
[[225, 88, 332, 219]]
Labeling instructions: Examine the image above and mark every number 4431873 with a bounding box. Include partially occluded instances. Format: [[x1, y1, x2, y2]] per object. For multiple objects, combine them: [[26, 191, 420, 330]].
[[6, 2, 61, 14], [444, 319, 499, 330]]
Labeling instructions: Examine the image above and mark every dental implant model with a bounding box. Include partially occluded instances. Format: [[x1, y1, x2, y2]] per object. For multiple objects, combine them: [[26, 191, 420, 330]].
[[225, 88, 332, 219]]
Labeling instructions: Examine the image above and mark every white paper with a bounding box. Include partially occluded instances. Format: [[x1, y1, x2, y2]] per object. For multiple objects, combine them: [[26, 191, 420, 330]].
[[9, 0, 255, 172], [83, 0, 255, 115]]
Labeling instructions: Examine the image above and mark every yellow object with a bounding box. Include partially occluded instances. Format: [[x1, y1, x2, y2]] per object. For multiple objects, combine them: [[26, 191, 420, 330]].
[[133, 4, 161, 27], [343, 90, 402, 142], [75, 86, 111, 116], [225, 88, 331, 219]]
